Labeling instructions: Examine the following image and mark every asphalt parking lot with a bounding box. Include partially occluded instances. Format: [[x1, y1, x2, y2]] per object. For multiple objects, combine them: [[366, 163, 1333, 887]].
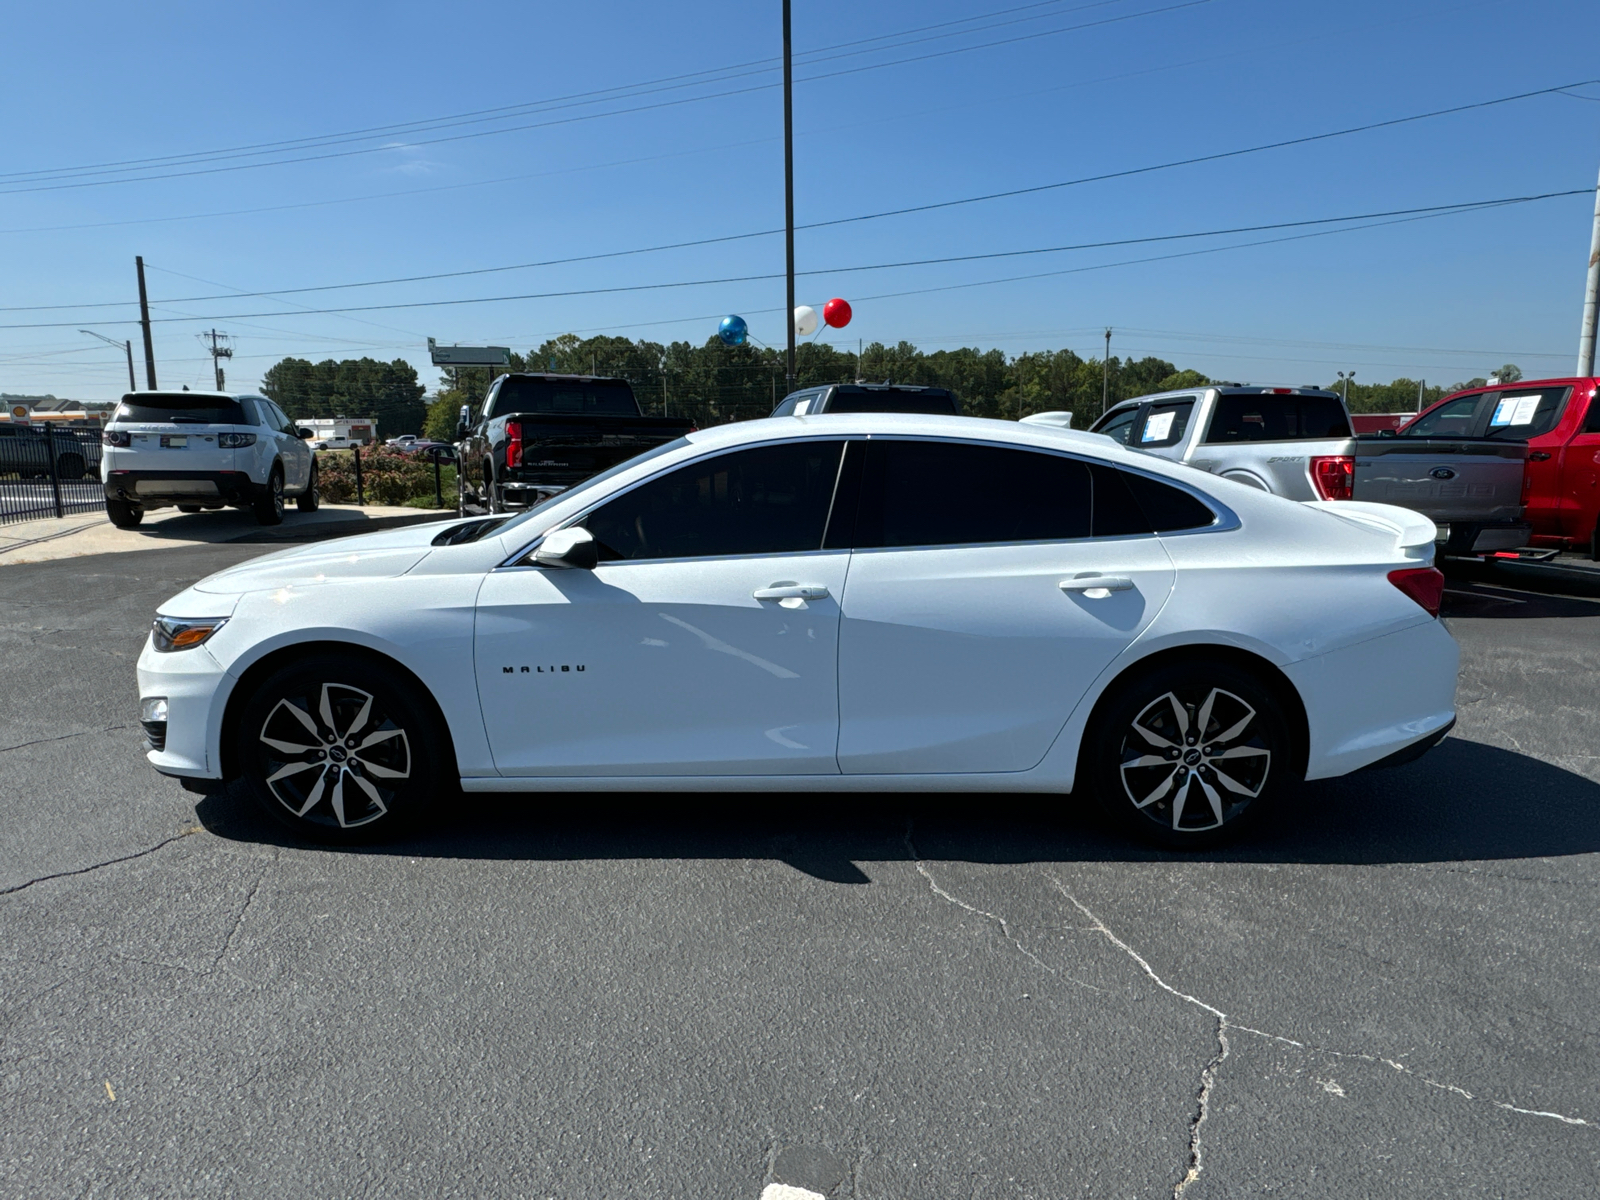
[[2, 540, 1597, 1198]]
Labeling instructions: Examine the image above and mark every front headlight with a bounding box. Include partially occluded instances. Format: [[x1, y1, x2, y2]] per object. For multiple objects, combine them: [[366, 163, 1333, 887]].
[[151, 615, 229, 652]]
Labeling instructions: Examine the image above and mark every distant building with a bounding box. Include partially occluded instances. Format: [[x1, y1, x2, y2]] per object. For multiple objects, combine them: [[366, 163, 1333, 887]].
[[301, 416, 378, 446]]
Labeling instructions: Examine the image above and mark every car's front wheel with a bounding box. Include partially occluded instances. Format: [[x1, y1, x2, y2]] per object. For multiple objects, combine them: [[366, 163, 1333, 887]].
[[237, 653, 448, 842], [1085, 659, 1293, 848]]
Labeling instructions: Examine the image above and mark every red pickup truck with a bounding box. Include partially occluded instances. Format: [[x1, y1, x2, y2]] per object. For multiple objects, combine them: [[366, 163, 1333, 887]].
[[1400, 377, 1600, 557]]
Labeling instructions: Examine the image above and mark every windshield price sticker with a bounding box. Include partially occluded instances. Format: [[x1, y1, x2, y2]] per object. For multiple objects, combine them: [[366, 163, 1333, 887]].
[[1490, 395, 1541, 427], [1142, 410, 1176, 442]]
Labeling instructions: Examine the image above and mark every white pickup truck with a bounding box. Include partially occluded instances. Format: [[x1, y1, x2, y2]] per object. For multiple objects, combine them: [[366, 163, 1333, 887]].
[[1067, 386, 1528, 554]]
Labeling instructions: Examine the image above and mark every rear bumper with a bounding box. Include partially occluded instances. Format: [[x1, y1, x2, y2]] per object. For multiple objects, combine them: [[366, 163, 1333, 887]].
[[105, 469, 264, 506], [1358, 717, 1455, 771]]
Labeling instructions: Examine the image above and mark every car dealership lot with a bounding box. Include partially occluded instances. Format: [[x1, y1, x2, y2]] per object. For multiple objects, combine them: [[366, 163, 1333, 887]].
[[2, 541, 1598, 1197]]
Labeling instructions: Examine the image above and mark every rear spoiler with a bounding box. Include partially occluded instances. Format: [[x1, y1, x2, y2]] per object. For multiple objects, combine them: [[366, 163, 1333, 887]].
[[1301, 500, 1438, 559]]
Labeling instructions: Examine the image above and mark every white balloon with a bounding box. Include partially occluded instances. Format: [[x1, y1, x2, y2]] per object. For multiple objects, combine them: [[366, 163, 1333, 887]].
[[793, 305, 818, 337]]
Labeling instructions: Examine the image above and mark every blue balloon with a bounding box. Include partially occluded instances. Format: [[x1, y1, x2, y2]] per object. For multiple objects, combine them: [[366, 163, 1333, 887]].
[[717, 314, 748, 346]]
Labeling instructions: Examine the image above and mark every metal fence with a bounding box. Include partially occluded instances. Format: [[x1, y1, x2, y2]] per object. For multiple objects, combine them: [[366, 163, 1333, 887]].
[[0, 426, 106, 526]]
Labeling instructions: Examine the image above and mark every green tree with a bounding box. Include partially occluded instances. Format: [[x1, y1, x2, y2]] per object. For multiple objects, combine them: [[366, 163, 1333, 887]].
[[262, 357, 428, 436]]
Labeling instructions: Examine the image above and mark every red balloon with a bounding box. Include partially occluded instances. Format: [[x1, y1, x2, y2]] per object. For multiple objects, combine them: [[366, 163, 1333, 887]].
[[823, 298, 852, 328]]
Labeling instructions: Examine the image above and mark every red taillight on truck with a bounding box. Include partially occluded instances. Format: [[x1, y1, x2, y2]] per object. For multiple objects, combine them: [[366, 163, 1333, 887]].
[[1310, 455, 1354, 501], [1388, 567, 1444, 617], [505, 421, 522, 469]]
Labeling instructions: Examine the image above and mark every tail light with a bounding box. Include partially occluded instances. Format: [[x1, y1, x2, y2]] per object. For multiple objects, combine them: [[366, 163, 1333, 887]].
[[506, 421, 522, 469], [217, 432, 256, 448], [102, 430, 131, 447], [1310, 455, 1354, 501], [1388, 567, 1444, 617]]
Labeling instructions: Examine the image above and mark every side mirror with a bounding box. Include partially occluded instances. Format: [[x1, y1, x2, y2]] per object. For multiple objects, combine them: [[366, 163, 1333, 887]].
[[457, 404, 472, 438], [533, 527, 598, 570], [297, 427, 315, 439]]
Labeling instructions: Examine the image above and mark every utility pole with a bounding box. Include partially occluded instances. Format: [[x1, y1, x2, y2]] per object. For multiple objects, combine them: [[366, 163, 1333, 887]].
[[80, 329, 136, 392], [782, 0, 797, 393], [1417, 378, 1425, 412], [1578, 162, 1600, 376], [135, 255, 157, 389], [1101, 328, 1112, 414], [198, 329, 232, 390]]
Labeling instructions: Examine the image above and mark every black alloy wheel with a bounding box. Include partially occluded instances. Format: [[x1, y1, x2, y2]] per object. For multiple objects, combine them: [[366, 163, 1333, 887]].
[[1087, 660, 1291, 848], [237, 654, 446, 842], [57, 453, 85, 481], [105, 498, 143, 528], [254, 466, 285, 525], [296, 461, 320, 512]]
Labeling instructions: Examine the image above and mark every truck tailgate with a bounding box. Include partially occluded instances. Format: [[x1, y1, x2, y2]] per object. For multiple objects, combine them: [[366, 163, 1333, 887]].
[[1351, 437, 1526, 523]]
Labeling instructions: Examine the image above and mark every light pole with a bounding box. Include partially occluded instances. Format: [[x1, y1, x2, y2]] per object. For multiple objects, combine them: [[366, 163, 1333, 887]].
[[782, 0, 796, 393], [1337, 370, 1355, 405], [80, 329, 137, 393]]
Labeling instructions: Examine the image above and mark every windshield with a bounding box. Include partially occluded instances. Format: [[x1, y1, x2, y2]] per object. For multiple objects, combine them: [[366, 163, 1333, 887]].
[[494, 437, 691, 536], [490, 376, 641, 417], [115, 393, 247, 424]]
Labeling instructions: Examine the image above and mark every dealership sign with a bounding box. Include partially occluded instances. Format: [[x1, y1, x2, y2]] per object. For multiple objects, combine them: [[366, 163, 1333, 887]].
[[427, 338, 510, 367]]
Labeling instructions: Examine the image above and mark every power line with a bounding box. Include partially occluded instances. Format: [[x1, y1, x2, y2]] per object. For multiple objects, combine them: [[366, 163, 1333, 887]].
[[0, 1, 1209, 195], [0, 188, 1578, 331]]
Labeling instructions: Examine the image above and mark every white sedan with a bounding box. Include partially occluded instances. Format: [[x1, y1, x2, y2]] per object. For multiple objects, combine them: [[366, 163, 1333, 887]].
[[137, 413, 1458, 846]]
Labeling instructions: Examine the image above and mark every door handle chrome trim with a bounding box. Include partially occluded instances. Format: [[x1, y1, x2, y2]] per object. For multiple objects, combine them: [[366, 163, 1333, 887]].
[[1059, 575, 1134, 594], [753, 584, 830, 600]]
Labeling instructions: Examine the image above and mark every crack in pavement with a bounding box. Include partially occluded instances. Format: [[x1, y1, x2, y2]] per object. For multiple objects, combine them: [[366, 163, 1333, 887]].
[[0, 723, 133, 754], [1046, 873, 1597, 1184], [209, 850, 274, 972], [0, 827, 201, 896]]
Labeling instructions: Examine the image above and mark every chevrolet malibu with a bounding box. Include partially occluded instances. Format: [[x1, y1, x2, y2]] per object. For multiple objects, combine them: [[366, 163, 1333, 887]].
[[137, 414, 1458, 847]]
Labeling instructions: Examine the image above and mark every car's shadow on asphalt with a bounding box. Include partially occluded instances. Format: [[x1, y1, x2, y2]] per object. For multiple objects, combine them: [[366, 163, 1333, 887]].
[[195, 738, 1600, 881]]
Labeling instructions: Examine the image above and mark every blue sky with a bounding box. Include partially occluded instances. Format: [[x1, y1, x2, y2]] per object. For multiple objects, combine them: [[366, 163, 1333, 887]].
[[2, 0, 1597, 400]]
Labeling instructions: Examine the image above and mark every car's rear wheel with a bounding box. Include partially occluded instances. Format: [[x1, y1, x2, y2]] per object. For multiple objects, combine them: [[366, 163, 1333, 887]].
[[57, 453, 85, 480], [106, 498, 143, 528], [253, 466, 285, 525], [237, 653, 448, 842], [296, 461, 320, 512], [177, 504, 203, 513], [1085, 659, 1292, 848]]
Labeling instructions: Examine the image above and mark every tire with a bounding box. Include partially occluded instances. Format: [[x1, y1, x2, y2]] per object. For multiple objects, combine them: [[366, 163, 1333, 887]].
[[296, 461, 320, 512], [236, 653, 448, 843], [486, 464, 503, 514], [253, 466, 285, 525], [177, 504, 203, 514], [1084, 659, 1293, 848], [57, 453, 85, 481], [106, 498, 143, 529]]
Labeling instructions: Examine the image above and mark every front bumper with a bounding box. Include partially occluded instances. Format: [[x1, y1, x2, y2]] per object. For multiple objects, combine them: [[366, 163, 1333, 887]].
[[136, 635, 231, 779], [105, 469, 265, 507]]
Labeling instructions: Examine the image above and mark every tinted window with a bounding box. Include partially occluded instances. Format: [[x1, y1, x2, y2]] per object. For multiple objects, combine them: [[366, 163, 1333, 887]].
[[493, 376, 640, 417], [1094, 406, 1140, 445], [1090, 465, 1154, 537], [115, 393, 247, 424], [1400, 393, 1484, 438], [825, 387, 959, 415], [1135, 399, 1195, 448], [1584, 392, 1600, 434], [1204, 394, 1350, 443], [1481, 387, 1570, 440], [1122, 470, 1217, 532], [855, 440, 1091, 548], [582, 440, 844, 561]]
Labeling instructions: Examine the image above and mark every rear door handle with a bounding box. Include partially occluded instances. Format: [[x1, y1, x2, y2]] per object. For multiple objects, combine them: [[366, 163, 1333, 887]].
[[753, 584, 830, 600], [1059, 575, 1135, 595], [1528, 451, 1552, 462]]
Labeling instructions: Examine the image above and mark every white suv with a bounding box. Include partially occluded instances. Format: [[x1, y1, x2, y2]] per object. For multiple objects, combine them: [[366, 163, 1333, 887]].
[[101, 391, 318, 528]]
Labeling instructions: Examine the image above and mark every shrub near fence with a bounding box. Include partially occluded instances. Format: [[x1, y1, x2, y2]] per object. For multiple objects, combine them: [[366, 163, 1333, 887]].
[[316, 448, 455, 508]]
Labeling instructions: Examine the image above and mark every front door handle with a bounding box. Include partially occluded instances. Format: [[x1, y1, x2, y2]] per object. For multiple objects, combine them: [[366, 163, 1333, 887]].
[[753, 583, 830, 601], [1059, 575, 1135, 595]]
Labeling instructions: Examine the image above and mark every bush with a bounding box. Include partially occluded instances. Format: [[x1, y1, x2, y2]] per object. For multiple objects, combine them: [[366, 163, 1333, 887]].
[[315, 448, 455, 508]]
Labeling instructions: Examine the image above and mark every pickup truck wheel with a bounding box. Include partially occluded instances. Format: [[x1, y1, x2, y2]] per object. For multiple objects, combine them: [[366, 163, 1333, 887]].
[[486, 466, 504, 514], [106, 498, 143, 529], [1085, 660, 1290, 849], [237, 653, 446, 843], [253, 466, 285, 526]]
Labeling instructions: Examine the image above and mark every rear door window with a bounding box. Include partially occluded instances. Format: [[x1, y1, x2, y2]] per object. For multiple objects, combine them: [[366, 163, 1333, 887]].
[[1134, 398, 1196, 448], [1204, 394, 1350, 443], [854, 440, 1091, 548], [1481, 387, 1571, 440], [582, 440, 845, 561]]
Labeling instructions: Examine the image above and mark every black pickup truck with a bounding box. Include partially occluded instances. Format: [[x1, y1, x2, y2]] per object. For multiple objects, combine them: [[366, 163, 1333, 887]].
[[457, 373, 693, 513]]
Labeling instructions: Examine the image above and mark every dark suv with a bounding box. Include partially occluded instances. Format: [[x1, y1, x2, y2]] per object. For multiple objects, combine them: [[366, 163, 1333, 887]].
[[771, 383, 961, 416], [0, 423, 100, 480]]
